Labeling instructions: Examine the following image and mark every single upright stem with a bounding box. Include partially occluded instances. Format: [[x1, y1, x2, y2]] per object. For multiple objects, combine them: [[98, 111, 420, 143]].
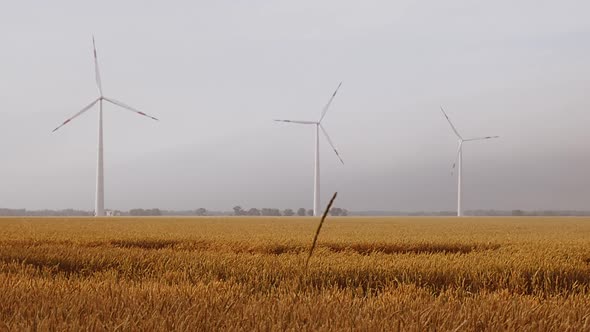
[[305, 192, 338, 273]]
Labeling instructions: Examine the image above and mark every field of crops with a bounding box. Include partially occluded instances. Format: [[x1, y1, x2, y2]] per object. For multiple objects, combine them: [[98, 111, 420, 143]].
[[1, 216, 590, 331]]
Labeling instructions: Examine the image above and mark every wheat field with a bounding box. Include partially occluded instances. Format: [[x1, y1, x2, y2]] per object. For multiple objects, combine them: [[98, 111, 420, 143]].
[[1, 216, 590, 331]]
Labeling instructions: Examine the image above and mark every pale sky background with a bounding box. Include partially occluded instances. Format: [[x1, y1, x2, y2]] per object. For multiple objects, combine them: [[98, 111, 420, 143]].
[[1, 1, 589, 212]]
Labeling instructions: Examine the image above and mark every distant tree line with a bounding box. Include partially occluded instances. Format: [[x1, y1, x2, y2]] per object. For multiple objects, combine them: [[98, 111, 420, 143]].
[[0, 208, 92, 216], [3, 207, 589, 217], [232, 206, 348, 216], [0, 208, 213, 217], [129, 208, 209, 216], [353, 210, 590, 216], [507, 210, 590, 216], [129, 208, 163, 216]]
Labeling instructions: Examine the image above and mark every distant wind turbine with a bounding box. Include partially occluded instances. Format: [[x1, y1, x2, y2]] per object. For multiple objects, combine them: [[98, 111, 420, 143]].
[[52, 37, 159, 216], [275, 83, 344, 216], [440, 107, 498, 217]]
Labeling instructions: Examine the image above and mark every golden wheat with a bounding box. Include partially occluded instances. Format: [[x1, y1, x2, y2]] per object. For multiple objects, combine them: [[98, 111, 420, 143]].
[[1, 216, 589, 331]]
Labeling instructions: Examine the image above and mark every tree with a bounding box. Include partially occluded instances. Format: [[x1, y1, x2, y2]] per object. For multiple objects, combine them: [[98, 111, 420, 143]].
[[233, 206, 244, 216], [307, 209, 314, 216], [129, 208, 161, 216], [261, 208, 281, 216], [195, 208, 207, 216], [512, 209, 525, 216], [247, 208, 261, 216], [149, 208, 162, 216], [129, 208, 145, 216], [283, 209, 294, 216], [297, 208, 306, 216], [330, 207, 343, 216], [329, 208, 348, 216]]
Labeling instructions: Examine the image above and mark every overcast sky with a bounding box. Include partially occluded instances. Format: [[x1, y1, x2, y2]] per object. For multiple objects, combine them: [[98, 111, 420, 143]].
[[1, 1, 589, 212]]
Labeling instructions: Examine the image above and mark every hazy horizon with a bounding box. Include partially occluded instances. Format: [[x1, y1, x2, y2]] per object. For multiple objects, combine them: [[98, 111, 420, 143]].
[[1, 1, 589, 212]]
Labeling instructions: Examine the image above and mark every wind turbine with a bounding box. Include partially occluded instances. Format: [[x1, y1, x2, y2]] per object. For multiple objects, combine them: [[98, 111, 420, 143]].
[[440, 107, 498, 217], [52, 37, 159, 216], [275, 83, 344, 216]]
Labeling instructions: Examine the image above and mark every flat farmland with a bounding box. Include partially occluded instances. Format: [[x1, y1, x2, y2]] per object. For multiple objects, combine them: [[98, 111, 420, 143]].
[[1, 216, 590, 331]]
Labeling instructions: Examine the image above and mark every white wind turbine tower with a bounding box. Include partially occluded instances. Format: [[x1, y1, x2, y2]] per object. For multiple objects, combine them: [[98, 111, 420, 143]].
[[52, 37, 159, 216], [440, 107, 498, 217], [275, 82, 344, 216]]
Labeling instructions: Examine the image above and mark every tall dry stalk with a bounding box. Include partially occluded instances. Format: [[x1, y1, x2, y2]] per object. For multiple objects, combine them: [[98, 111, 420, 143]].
[[305, 192, 338, 273]]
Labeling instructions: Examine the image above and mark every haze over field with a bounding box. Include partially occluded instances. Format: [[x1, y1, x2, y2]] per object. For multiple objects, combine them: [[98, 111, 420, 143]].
[[1, 1, 589, 212]]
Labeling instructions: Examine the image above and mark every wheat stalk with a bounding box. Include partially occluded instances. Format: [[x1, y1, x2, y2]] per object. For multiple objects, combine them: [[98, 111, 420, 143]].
[[304, 192, 338, 273]]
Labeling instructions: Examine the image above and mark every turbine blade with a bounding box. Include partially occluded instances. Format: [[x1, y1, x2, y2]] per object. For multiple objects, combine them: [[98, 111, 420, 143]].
[[320, 124, 344, 164], [319, 82, 342, 123], [464, 136, 499, 142], [52, 98, 100, 132], [274, 120, 317, 125], [93, 36, 103, 96], [451, 142, 462, 176], [103, 97, 159, 121], [440, 106, 462, 139]]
